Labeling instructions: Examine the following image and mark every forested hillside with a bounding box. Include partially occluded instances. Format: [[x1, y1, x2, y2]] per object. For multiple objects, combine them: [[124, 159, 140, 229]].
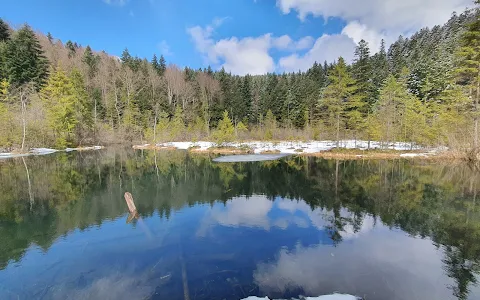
[[0, 2, 479, 152]]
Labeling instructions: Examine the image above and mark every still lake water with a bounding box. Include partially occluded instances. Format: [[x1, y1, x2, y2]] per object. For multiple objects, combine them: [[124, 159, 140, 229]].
[[0, 149, 479, 300]]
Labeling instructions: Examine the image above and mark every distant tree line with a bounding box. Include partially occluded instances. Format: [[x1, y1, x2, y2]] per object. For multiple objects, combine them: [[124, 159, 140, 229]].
[[0, 2, 478, 151]]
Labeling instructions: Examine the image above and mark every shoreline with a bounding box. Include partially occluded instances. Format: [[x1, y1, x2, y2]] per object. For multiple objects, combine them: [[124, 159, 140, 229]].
[[132, 141, 460, 160]]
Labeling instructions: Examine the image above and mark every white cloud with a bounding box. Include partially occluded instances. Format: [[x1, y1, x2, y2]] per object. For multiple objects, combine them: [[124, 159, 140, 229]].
[[273, 35, 293, 50], [275, 0, 471, 72], [273, 35, 314, 51], [253, 225, 454, 299], [279, 34, 356, 72], [295, 36, 314, 50], [158, 40, 173, 56], [341, 21, 388, 53], [196, 196, 274, 236], [276, 0, 471, 32], [213, 35, 275, 75], [187, 19, 316, 75], [197, 196, 373, 239], [208, 196, 273, 229]]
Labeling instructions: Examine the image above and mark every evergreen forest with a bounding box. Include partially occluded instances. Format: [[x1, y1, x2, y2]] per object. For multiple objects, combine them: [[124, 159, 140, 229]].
[[0, 2, 479, 153]]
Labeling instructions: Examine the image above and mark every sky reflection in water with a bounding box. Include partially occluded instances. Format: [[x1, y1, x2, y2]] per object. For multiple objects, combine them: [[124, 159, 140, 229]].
[[0, 150, 479, 300]]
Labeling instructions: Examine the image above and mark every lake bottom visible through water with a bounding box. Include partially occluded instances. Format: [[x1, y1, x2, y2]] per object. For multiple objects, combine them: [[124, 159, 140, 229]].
[[0, 149, 479, 300]]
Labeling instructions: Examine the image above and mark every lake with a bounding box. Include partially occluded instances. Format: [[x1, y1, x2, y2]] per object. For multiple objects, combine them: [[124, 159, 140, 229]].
[[0, 149, 479, 300]]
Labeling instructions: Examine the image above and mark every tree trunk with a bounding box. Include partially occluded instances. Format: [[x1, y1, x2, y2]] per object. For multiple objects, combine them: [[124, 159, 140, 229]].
[[153, 108, 158, 144], [21, 94, 27, 152], [336, 112, 340, 148], [114, 82, 121, 126], [335, 159, 339, 197], [22, 157, 34, 210], [475, 69, 479, 148]]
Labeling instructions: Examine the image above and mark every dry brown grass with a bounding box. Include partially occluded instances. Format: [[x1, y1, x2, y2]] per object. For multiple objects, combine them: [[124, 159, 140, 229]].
[[299, 149, 463, 161], [259, 150, 281, 154]]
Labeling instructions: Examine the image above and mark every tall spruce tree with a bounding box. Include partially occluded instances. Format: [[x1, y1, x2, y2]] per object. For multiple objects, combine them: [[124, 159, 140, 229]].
[[388, 36, 407, 77], [239, 75, 252, 122], [82, 46, 99, 78], [0, 19, 10, 42], [158, 55, 166, 76], [47, 32, 53, 44], [65, 40, 76, 58], [41, 68, 79, 147], [4, 25, 48, 89], [0, 42, 7, 80], [353, 40, 374, 109], [320, 57, 357, 147], [371, 39, 389, 103], [456, 0, 480, 148], [151, 54, 159, 73]]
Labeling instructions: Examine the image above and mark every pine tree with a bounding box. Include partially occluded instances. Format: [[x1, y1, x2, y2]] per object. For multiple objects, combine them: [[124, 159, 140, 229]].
[[41, 68, 79, 147], [0, 19, 10, 42], [212, 110, 235, 145], [264, 109, 276, 139], [4, 25, 49, 89], [65, 40, 76, 58], [456, 0, 480, 148], [206, 65, 213, 75], [47, 32, 53, 44], [376, 74, 424, 145], [352, 39, 374, 109], [239, 74, 252, 122], [151, 54, 159, 73], [320, 57, 357, 147], [170, 106, 185, 140], [388, 36, 407, 77], [70, 68, 93, 140], [158, 55, 166, 76], [120, 48, 134, 71], [82, 46, 99, 78], [371, 39, 389, 102], [0, 41, 7, 80], [260, 73, 279, 116]]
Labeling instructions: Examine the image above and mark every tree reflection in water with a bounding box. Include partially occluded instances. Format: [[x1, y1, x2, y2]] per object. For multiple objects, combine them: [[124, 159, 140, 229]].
[[0, 149, 478, 299]]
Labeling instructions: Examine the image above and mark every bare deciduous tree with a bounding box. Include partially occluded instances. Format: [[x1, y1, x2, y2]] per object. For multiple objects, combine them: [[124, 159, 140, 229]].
[[14, 83, 36, 152], [165, 65, 185, 107]]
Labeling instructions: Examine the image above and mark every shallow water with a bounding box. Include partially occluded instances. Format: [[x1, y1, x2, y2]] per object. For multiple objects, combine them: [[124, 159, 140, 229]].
[[0, 149, 479, 300]]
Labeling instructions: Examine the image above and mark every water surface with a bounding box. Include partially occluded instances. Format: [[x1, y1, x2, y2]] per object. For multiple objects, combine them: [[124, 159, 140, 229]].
[[0, 149, 479, 300]]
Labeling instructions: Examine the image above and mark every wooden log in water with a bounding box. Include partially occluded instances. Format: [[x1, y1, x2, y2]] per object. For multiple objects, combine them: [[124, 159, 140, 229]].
[[124, 192, 137, 214]]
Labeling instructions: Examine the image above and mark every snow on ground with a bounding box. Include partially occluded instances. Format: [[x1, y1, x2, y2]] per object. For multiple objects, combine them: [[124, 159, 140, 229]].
[[0, 146, 104, 159], [241, 294, 360, 300], [157, 140, 427, 154]]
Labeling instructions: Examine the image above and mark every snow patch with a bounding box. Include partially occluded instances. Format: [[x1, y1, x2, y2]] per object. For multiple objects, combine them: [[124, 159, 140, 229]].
[[0, 146, 104, 159], [241, 294, 360, 300], [157, 140, 430, 154], [30, 148, 58, 154]]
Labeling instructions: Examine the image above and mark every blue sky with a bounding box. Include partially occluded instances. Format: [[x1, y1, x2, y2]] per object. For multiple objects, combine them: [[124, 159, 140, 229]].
[[1, 0, 473, 75]]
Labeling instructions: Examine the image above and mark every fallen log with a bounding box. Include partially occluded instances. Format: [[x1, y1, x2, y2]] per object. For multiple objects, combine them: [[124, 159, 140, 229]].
[[124, 192, 137, 214]]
